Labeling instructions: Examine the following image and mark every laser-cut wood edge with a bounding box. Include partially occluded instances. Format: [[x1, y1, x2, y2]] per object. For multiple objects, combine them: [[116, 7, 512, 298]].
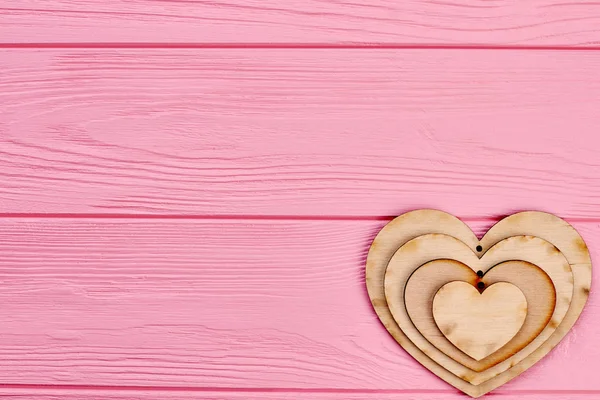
[[405, 259, 556, 370], [385, 234, 572, 385], [366, 209, 592, 398]]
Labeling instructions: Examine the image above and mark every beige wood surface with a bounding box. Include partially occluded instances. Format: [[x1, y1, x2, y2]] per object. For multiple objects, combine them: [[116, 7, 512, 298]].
[[365, 210, 592, 397], [432, 281, 527, 361], [405, 259, 555, 370]]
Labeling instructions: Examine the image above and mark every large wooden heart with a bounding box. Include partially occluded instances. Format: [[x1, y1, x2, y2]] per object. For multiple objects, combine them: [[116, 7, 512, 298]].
[[365, 210, 591, 398]]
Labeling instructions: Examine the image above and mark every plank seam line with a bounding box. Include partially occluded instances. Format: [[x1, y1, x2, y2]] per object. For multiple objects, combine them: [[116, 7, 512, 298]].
[[1, 43, 600, 51], [0, 385, 599, 395], [0, 213, 597, 223], [0, 386, 448, 393]]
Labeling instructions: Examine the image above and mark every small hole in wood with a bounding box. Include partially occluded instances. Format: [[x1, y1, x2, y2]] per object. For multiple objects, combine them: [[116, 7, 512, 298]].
[[477, 270, 484, 278], [476, 245, 483, 252], [477, 282, 485, 290]]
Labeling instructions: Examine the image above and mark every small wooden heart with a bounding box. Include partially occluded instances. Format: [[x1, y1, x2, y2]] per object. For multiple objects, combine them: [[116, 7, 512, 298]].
[[432, 281, 527, 361], [365, 210, 592, 398]]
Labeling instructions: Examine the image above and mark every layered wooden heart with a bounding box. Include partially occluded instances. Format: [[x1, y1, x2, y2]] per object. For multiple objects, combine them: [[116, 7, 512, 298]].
[[366, 210, 592, 397]]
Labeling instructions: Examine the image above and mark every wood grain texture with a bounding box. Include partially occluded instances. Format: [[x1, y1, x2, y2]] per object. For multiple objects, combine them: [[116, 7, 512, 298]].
[[2, 49, 600, 217], [432, 281, 528, 361], [0, 217, 596, 391], [2, 1, 600, 46], [2, 0, 600, 398]]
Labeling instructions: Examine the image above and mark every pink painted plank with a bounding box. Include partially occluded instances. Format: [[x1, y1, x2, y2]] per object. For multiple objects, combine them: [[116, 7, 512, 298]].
[[1, 1, 600, 46], [0, 218, 597, 390], [0, 388, 595, 400], [2, 49, 600, 218]]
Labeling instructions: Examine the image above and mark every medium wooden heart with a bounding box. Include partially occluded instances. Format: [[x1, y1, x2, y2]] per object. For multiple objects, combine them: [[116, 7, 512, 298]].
[[403, 258, 556, 372], [365, 210, 591, 398], [385, 234, 571, 385], [432, 281, 527, 361]]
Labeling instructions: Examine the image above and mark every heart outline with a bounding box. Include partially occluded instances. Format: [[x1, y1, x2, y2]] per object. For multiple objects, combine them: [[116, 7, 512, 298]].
[[385, 234, 572, 384], [403, 258, 556, 371], [365, 210, 592, 397], [431, 281, 527, 361]]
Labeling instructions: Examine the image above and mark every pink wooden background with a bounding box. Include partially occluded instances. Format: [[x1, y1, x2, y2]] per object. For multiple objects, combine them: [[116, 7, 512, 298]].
[[1, 1, 600, 398]]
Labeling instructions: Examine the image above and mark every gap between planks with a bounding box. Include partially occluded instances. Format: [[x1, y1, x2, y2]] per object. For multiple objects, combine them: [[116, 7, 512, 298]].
[[0, 384, 600, 396], [3, 43, 600, 51], [3, 0, 600, 47], [0, 213, 597, 223], [0, 384, 454, 393]]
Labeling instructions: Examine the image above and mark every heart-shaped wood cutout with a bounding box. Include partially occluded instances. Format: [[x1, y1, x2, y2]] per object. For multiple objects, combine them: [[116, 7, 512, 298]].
[[365, 210, 592, 398], [403, 258, 556, 374], [432, 281, 527, 361], [385, 234, 571, 384]]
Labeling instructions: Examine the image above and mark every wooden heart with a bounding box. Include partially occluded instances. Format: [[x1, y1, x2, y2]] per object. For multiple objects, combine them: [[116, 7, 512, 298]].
[[432, 281, 527, 361], [404, 258, 556, 372], [365, 210, 592, 398], [385, 234, 571, 385]]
